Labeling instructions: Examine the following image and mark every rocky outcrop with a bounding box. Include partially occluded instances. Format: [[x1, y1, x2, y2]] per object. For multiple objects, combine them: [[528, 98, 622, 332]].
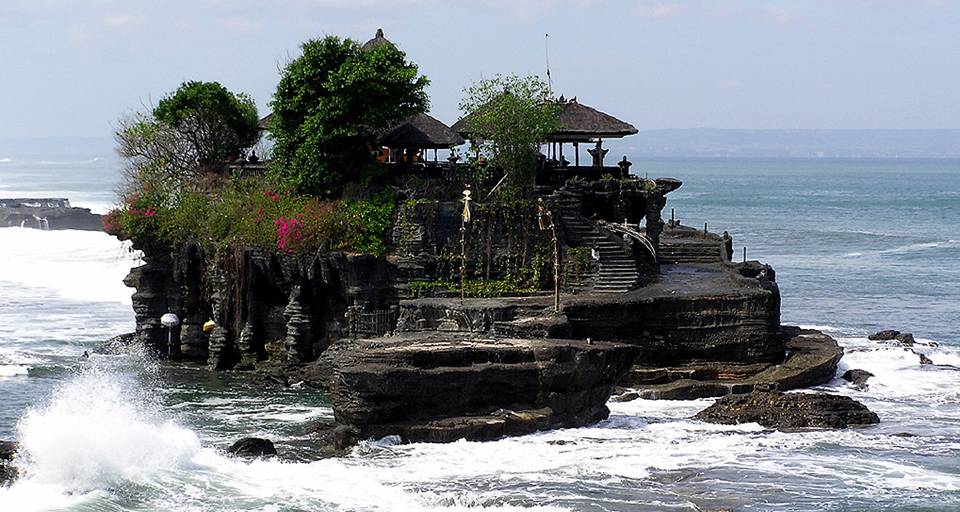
[[325, 333, 639, 444], [0, 198, 102, 230], [0, 441, 18, 486], [622, 327, 843, 400], [123, 240, 389, 369], [226, 437, 277, 458], [869, 329, 916, 345], [694, 391, 880, 429], [564, 263, 782, 367], [842, 369, 874, 388]]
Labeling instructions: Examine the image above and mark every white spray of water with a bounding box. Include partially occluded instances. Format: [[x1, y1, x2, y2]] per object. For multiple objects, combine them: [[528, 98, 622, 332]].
[[0, 227, 139, 304], [0, 349, 202, 510]]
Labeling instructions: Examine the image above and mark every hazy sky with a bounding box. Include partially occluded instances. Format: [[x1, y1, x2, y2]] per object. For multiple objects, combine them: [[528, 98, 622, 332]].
[[1, 0, 958, 138]]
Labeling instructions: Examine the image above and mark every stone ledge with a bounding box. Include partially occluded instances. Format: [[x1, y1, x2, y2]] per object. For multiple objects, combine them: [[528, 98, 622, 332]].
[[325, 333, 639, 444], [619, 326, 843, 400]]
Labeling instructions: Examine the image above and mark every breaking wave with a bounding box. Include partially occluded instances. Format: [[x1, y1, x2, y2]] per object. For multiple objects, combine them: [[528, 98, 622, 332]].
[[0, 227, 139, 304]]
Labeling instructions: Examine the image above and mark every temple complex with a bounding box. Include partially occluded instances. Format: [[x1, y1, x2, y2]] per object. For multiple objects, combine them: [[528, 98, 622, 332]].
[[120, 29, 846, 446]]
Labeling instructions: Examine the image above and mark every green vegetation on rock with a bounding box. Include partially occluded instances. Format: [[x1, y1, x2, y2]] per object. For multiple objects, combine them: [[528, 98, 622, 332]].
[[459, 74, 560, 195]]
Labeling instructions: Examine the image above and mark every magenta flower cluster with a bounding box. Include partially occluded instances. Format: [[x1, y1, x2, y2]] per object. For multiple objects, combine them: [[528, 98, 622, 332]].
[[274, 214, 304, 253]]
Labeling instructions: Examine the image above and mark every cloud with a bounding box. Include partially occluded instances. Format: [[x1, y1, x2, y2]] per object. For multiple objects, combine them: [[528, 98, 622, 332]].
[[718, 79, 740, 89]]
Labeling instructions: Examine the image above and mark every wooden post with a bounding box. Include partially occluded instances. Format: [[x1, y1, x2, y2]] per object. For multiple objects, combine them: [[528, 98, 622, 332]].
[[704, 222, 708, 236], [574, 142, 580, 166], [743, 246, 747, 263], [460, 221, 467, 305]]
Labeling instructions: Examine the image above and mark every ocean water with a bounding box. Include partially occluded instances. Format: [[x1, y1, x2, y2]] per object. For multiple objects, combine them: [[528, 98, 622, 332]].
[[0, 145, 958, 511]]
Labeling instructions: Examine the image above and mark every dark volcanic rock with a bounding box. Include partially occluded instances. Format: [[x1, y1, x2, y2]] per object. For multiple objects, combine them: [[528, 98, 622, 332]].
[[841, 369, 875, 388], [94, 332, 137, 354], [868, 330, 900, 341], [0, 198, 102, 231], [226, 437, 277, 458], [918, 352, 934, 365], [0, 440, 18, 486], [625, 327, 843, 400], [895, 333, 916, 346], [841, 368, 874, 387], [694, 391, 880, 429], [326, 333, 639, 444]]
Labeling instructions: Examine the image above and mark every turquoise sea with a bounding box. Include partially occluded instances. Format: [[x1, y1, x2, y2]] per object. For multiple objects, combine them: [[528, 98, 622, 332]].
[[0, 142, 958, 511]]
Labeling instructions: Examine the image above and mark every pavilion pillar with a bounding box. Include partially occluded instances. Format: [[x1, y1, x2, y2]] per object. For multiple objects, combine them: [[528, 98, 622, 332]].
[[574, 142, 580, 166]]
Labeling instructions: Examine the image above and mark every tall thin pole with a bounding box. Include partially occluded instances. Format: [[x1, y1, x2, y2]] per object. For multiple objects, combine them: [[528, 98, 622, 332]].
[[545, 33, 553, 93], [538, 199, 560, 312]]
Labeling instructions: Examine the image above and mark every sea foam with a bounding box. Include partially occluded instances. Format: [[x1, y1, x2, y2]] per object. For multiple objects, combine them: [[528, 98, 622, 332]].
[[0, 227, 139, 304]]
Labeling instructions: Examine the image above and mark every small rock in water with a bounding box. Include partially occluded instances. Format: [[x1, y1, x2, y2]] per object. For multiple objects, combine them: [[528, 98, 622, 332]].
[[611, 391, 640, 403], [0, 440, 18, 486], [841, 369, 874, 388], [693, 391, 880, 429], [918, 352, 934, 365], [868, 330, 900, 341], [227, 437, 277, 458], [895, 333, 915, 346]]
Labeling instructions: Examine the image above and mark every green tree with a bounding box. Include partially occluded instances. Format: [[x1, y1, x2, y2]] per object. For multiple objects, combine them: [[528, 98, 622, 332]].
[[116, 81, 259, 192], [268, 36, 430, 197], [153, 81, 260, 166], [459, 75, 560, 195]]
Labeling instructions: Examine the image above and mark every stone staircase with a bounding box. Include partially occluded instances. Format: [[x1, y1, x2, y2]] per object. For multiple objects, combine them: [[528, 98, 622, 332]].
[[550, 190, 640, 294], [657, 236, 726, 264]]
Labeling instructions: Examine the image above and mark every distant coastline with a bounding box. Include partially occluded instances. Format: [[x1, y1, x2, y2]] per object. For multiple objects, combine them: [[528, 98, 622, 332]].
[[612, 128, 960, 159]]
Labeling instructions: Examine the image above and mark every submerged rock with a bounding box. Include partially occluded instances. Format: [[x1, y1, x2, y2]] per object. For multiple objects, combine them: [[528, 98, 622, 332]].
[[693, 391, 879, 429], [226, 437, 277, 458], [94, 332, 137, 354], [0, 440, 18, 486], [841, 369, 874, 388], [917, 352, 934, 365], [326, 333, 639, 444]]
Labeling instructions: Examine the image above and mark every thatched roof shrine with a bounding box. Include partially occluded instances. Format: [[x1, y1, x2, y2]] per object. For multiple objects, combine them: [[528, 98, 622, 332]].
[[257, 113, 273, 131], [380, 113, 464, 149], [362, 28, 393, 52], [452, 97, 637, 143], [549, 98, 638, 142]]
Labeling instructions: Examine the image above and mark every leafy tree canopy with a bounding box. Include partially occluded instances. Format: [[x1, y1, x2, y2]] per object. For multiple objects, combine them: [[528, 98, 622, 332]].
[[116, 81, 259, 194], [459, 75, 560, 195], [152, 80, 260, 166], [269, 36, 430, 197]]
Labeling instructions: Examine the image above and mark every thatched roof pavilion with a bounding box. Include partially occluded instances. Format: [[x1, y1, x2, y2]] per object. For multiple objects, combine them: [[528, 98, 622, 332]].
[[452, 97, 636, 142], [380, 113, 464, 149], [453, 97, 637, 167], [362, 28, 393, 52], [548, 98, 638, 142], [257, 113, 273, 131]]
